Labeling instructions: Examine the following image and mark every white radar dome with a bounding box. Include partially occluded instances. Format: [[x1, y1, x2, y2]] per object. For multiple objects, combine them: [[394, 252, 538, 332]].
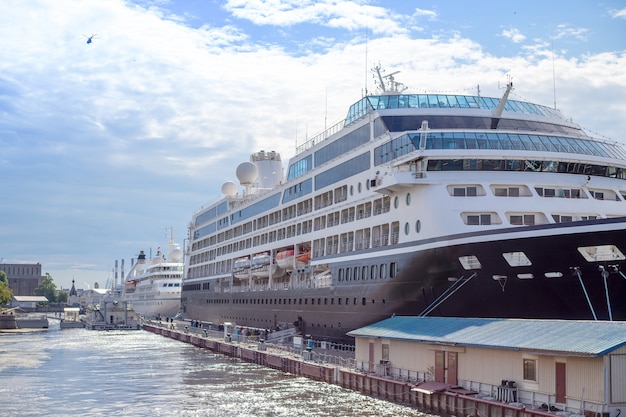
[[221, 181, 238, 197], [169, 247, 183, 262], [236, 161, 258, 186]]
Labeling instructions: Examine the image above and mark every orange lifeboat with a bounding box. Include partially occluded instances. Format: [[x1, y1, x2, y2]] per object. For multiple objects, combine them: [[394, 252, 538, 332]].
[[276, 249, 295, 270]]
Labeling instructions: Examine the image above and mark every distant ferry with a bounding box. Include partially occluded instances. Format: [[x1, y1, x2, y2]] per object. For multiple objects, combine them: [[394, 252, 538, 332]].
[[122, 240, 183, 319], [181, 67, 626, 343]]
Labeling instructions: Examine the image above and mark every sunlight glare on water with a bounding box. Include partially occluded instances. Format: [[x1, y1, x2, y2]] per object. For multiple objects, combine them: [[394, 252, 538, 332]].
[[0, 325, 433, 417]]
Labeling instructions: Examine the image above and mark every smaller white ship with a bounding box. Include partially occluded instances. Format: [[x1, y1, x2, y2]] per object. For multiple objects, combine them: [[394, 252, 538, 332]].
[[121, 238, 184, 320]]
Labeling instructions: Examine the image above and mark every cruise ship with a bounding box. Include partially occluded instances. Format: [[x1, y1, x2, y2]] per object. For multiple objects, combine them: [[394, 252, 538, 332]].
[[121, 240, 184, 319], [182, 68, 626, 343]]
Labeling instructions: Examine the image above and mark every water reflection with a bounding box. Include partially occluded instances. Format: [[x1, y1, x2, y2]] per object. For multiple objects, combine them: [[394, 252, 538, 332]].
[[0, 327, 432, 417]]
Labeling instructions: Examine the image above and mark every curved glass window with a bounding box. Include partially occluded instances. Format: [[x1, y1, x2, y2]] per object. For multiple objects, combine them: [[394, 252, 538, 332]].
[[427, 159, 626, 180], [287, 155, 312, 181], [345, 94, 564, 125], [374, 132, 626, 166]]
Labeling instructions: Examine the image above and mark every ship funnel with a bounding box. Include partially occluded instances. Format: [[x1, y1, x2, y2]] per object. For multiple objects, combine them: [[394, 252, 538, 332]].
[[251, 150, 282, 189]]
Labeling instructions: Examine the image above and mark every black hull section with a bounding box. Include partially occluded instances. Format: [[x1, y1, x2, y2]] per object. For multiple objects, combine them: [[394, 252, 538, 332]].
[[182, 218, 626, 344]]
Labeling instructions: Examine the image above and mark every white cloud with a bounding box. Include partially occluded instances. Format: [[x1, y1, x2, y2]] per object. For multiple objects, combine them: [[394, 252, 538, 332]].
[[610, 8, 626, 19], [502, 28, 526, 43], [553, 24, 589, 41], [223, 0, 422, 35]]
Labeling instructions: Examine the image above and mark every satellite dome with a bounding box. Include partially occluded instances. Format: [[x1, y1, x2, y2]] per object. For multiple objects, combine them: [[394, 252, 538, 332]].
[[169, 247, 183, 262], [236, 161, 258, 186], [221, 181, 238, 197]]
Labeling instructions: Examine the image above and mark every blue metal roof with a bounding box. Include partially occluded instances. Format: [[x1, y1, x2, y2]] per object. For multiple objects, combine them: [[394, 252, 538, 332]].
[[346, 317, 626, 357]]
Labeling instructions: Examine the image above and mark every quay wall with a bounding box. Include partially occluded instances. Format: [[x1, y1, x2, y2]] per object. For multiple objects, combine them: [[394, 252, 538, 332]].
[[143, 323, 567, 417]]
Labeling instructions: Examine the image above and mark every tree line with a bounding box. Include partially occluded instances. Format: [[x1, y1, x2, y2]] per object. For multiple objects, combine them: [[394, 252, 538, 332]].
[[0, 271, 68, 305]]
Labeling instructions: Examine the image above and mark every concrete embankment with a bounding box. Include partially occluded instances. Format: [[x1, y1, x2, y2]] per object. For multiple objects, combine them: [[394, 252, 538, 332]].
[[143, 323, 563, 417]]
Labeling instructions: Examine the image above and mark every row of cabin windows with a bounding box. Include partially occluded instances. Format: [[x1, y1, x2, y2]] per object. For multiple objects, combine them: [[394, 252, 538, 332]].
[[465, 213, 598, 226], [188, 194, 393, 269], [452, 185, 623, 201], [312, 222, 400, 257], [192, 178, 393, 254], [208, 296, 387, 306], [187, 221, 401, 278], [337, 262, 398, 281]]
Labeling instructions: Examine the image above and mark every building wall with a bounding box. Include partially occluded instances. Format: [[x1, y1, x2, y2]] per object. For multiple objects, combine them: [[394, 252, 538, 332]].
[[609, 348, 626, 404], [356, 337, 609, 405], [0, 263, 43, 296], [561, 356, 604, 404]]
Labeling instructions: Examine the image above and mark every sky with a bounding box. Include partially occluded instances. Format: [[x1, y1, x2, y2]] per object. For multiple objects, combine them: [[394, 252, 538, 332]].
[[1, 0, 625, 291]]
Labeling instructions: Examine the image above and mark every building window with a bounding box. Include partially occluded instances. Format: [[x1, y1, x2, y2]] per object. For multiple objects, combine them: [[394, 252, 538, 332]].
[[382, 344, 389, 361], [523, 358, 537, 381]]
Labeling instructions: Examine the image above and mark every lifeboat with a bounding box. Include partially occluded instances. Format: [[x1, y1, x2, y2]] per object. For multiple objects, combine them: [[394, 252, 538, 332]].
[[251, 253, 283, 278], [296, 251, 311, 264], [276, 249, 311, 271], [124, 280, 136, 293], [276, 249, 295, 270], [232, 257, 250, 279]]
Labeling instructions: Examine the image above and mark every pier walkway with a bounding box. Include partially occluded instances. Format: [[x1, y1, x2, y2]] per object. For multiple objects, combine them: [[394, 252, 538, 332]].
[[143, 321, 571, 417]]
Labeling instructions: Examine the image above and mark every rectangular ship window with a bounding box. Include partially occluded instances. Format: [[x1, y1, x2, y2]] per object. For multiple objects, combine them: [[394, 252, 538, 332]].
[[459, 255, 482, 270], [578, 245, 626, 262]]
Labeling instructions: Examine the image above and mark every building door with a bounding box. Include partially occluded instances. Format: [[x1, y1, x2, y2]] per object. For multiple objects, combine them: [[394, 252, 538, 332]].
[[369, 342, 374, 372], [447, 352, 458, 385], [555, 362, 566, 403], [435, 350, 445, 382]]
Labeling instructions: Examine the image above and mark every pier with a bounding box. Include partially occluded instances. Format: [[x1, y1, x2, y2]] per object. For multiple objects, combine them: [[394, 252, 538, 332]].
[[143, 322, 576, 417]]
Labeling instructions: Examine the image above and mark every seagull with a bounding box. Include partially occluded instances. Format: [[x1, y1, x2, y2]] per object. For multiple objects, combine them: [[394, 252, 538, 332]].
[[84, 34, 97, 44]]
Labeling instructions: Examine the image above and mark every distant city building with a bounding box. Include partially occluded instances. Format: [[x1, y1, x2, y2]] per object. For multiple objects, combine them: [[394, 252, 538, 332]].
[[12, 295, 49, 309], [0, 263, 43, 296]]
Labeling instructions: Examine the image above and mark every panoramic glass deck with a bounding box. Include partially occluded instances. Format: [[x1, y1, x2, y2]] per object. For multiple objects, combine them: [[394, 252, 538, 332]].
[[346, 94, 563, 125]]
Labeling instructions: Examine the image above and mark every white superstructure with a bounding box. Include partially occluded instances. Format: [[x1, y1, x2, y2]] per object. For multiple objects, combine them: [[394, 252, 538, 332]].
[[121, 240, 183, 319], [182, 67, 626, 343]]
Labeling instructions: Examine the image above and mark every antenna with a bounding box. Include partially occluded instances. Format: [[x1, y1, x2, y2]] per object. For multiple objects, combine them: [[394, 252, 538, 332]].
[[324, 88, 328, 131], [364, 25, 368, 96], [552, 39, 557, 109]]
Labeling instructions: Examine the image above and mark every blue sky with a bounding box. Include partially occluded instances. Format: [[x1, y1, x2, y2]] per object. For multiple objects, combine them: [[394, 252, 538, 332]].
[[1, 0, 625, 291]]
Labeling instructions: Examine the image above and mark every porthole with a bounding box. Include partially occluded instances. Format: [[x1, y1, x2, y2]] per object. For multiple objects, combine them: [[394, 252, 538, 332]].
[[406, 193, 411, 206], [394, 196, 399, 209], [358, 182, 362, 193], [350, 185, 354, 196], [366, 180, 370, 190], [404, 222, 410, 235], [415, 219, 421, 233]]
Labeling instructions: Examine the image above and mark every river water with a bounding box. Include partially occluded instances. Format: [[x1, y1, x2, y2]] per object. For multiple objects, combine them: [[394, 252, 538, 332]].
[[0, 323, 431, 417]]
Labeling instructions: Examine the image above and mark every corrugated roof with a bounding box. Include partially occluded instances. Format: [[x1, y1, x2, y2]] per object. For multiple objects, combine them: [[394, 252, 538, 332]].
[[346, 316, 626, 357], [13, 295, 49, 302]]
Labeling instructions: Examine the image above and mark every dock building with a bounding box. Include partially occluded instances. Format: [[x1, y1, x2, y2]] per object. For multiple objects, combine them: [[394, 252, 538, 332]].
[[347, 316, 626, 417]]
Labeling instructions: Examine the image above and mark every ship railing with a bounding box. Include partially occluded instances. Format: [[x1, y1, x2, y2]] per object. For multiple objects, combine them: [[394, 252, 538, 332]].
[[295, 119, 345, 154], [354, 360, 425, 383]]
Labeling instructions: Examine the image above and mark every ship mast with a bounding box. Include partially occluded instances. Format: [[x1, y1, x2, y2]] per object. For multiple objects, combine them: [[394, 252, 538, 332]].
[[372, 64, 407, 95], [490, 76, 514, 129]]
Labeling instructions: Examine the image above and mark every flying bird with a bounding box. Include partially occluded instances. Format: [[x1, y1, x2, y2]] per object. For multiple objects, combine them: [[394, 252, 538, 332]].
[[83, 34, 97, 44]]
